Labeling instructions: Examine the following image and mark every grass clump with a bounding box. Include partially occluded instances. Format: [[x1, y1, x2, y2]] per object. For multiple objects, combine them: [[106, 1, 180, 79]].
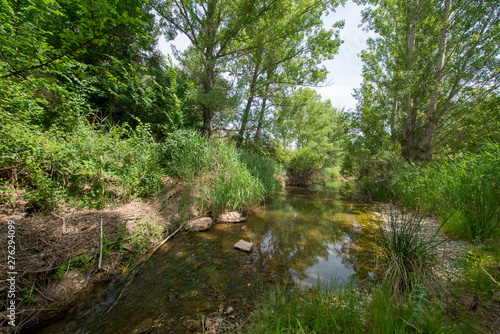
[[161, 129, 281, 215], [375, 207, 445, 298]]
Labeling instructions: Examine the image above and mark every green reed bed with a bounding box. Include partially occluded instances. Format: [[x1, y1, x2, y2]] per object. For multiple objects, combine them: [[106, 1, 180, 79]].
[[163, 129, 281, 215], [392, 143, 500, 242]]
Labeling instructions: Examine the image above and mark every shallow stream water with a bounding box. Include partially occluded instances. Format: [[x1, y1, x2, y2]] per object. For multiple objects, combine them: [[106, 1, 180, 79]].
[[38, 186, 379, 333]]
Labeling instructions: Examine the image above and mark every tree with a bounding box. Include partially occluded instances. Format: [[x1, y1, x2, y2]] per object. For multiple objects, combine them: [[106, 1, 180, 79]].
[[272, 88, 339, 184], [153, 0, 344, 136], [355, 0, 500, 161], [233, 0, 344, 146]]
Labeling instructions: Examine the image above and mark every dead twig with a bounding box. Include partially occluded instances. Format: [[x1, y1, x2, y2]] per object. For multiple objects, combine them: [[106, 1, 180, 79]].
[[98, 219, 103, 270]]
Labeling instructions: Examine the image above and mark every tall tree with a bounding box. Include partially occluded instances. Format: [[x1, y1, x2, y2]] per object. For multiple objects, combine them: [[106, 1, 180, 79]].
[[233, 0, 344, 146], [356, 0, 500, 161], [153, 0, 344, 136]]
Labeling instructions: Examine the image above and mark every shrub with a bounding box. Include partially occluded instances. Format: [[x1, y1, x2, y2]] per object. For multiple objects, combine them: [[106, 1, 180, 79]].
[[0, 120, 167, 212]]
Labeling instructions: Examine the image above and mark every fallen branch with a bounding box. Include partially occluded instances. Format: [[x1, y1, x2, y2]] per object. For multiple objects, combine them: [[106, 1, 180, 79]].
[[106, 224, 184, 313]]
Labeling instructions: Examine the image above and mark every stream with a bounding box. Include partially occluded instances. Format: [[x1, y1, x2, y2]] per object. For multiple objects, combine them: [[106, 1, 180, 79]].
[[37, 185, 379, 333]]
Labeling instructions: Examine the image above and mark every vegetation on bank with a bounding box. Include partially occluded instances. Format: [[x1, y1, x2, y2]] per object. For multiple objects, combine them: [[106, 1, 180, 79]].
[[0, 122, 282, 216]]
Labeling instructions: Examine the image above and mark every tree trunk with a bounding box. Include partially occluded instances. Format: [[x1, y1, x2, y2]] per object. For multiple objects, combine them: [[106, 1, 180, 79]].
[[401, 0, 450, 162], [236, 59, 261, 147], [254, 82, 270, 142]]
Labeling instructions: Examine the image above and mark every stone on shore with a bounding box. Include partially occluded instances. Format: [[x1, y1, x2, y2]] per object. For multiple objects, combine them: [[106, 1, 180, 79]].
[[188, 217, 213, 231], [217, 211, 247, 223], [234, 239, 254, 252]]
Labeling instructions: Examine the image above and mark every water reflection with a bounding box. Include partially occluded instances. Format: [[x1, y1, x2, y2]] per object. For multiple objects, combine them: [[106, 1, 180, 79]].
[[37, 186, 379, 333], [249, 187, 378, 288]]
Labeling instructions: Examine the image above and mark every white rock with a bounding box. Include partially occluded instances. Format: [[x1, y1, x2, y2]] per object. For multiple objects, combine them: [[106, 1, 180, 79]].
[[188, 217, 213, 231], [234, 240, 254, 252], [217, 211, 247, 223]]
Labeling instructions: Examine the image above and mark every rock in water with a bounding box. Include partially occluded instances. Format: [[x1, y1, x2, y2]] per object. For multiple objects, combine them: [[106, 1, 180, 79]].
[[234, 240, 254, 252], [188, 217, 213, 231], [217, 211, 247, 223]]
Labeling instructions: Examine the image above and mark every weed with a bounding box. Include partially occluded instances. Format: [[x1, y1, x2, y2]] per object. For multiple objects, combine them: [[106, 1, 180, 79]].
[[56, 251, 96, 279]]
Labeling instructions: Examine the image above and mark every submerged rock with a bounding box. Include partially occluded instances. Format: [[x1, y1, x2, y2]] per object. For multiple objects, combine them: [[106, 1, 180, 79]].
[[217, 211, 247, 223], [188, 217, 213, 231], [234, 239, 254, 252]]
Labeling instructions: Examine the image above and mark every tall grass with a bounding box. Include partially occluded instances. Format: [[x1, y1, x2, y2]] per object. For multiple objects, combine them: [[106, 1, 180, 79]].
[[204, 142, 266, 215], [161, 129, 281, 215], [376, 207, 445, 297], [1, 125, 281, 215], [162, 129, 212, 179], [246, 280, 364, 334], [392, 143, 500, 241], [238, 149, 283, 195]]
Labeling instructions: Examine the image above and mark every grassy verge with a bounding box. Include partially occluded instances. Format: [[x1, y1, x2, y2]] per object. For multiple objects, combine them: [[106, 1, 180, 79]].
[[245, 279, 456, 334], [1, 124, 282, 216]]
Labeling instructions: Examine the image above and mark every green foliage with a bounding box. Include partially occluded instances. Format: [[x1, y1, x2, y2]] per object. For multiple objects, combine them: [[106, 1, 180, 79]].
[[272, 88, 340, 185], [162, 129, 279, 215], [457, 245, 500, 297], [56, 251, 96, 279], [392, 143, 500, 241], [246, 279, 452, 334], [356, 0, 500, 161], [375, 208, 444, 298], [91, 56, 196, 136], [129, 218, 164, 253], [238, 150, 282, 196], [202, 141, 266, 215], [366, 285, 451, 334]]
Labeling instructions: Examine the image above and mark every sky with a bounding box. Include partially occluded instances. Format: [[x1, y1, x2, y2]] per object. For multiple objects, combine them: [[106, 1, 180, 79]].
[[157, 0, 375, 111]]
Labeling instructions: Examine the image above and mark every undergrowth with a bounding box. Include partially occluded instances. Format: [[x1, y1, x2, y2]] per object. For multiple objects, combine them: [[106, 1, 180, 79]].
[[1, 125, 281, 215], [0, 120, 166, 213]]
